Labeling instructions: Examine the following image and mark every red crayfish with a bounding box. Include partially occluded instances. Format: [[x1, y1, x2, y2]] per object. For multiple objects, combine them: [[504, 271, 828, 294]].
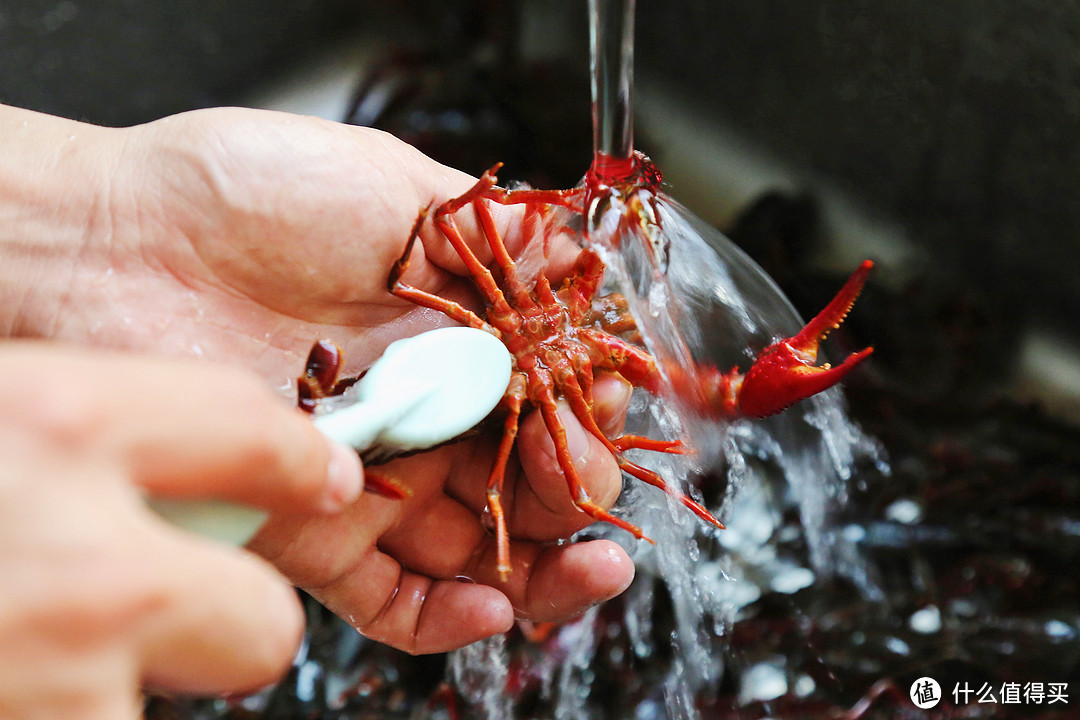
[[298, 159, 873, 580]]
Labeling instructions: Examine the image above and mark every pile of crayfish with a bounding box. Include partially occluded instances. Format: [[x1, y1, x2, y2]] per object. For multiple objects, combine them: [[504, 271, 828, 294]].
[[298, 157, 873, 580]]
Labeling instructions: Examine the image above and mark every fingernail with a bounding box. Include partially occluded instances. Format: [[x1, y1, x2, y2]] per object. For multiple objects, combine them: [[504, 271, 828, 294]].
[[604, 544, 636, 594], [594, 373, 633, 435], [321, 440, 363, 512], [560, 401, 591, 463]]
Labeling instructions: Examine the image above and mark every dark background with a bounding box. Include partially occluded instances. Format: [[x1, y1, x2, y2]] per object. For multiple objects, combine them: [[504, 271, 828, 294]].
[[637, 0, 1080, 354], [0, 0, 366, 125]]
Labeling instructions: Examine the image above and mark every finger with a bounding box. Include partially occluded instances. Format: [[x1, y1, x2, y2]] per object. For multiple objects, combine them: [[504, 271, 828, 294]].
[[254, 447, 496, 600], [332, 567, 514, 655], [334, 126, 525, 281], [247, 444, 467, 604], [249, 472, 515, 655], [136, 526, 305, 694], [0, 443, 289, 715], [470, 539, 635, 623], [10, 343, 363, 514], [287, 539, 513, 655], [375, 504, 636, 624], [374, 492, 490, 579], [439, 377, 632, 542], [591, 371, 634, 436], [506, 398, 624, 540], [370, 477, 623, 601], [118, 363, 363, 514], [0, 650, 143, 720], [11, 687, 144, 720]]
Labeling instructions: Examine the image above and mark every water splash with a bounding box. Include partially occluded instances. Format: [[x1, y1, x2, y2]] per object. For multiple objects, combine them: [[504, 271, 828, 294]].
[[450, 635, 513, 719], [439, 185, 885, 719], [596, 194, 881, 717]]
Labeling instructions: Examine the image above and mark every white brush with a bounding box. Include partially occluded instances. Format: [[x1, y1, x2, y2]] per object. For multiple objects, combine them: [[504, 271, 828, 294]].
[[150, 327, 512, 545]]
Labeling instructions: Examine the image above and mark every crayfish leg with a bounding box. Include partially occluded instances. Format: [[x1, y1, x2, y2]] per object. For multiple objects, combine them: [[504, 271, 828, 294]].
[[611, 435, 689, 454], [555, 248, 608, 325], [431, 175, 520, 319], [473, 163, 584, 215], [618, 459, 724, 529], [552, 356, 721, 532], [574, 326, 663, 393], [363, 472, 411, 500], [531, 374, 653, 545], [471, 195, 539, 312], [387, 208, 496, 333], [487, 373, 527, 581]]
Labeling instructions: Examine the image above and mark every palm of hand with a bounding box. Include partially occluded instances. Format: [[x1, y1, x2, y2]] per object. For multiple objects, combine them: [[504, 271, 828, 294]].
[[75, 109, 480, 382]]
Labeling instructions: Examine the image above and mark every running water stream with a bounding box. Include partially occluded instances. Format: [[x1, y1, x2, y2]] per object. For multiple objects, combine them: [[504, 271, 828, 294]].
[[446, 2, 886, 719]]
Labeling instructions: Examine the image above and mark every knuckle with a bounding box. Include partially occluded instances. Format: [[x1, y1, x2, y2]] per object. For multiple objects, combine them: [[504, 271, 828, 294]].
[[26, 547, 166, 644], [239, 579, 305, 681], [234, 402, 323, 498], [236, 415, 293, 476], [20, 382, 104, 451]]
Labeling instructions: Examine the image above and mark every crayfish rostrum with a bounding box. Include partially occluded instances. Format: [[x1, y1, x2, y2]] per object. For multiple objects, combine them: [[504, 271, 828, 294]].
[[299, 157, 873, 580]]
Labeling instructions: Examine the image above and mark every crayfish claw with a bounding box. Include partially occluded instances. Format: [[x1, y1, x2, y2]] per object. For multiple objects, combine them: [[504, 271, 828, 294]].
[[790, 259, 874, 355], [735, 261, 874, 418]]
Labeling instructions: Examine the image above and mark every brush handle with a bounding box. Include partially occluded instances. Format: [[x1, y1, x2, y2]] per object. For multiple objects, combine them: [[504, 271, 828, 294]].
[[314, 379, 435, 450], [147, 498, 268, 546]]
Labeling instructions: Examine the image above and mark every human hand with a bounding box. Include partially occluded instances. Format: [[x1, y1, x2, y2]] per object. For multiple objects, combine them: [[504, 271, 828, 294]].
[[1, 105, 636, 654], [0, 342, 363, 716], [4, 105, 531, 378], [250, 371, 635, 653]]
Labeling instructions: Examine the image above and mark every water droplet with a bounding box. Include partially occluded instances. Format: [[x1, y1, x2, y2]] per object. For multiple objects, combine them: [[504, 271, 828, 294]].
[[770, 566, 815, 594], [738, 661, 787, 703], [842, 523, 866, 542], [1045, 619, 1075, 640], [950, 598, 978, 617], [909, 605, 942, 634], [795, 674, 816, 697], [885, 636, 911, 655], [885, 498, 922, 524]]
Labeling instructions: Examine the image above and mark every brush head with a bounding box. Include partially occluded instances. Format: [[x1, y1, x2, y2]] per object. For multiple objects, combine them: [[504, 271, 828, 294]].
[[324, 326, 513, 453]]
